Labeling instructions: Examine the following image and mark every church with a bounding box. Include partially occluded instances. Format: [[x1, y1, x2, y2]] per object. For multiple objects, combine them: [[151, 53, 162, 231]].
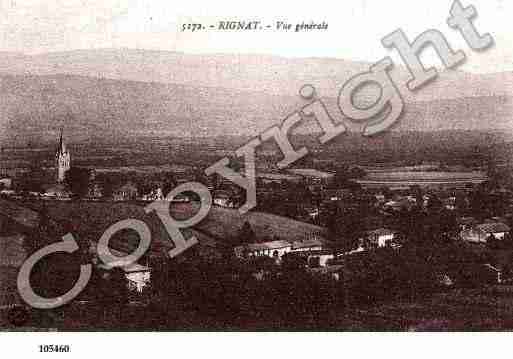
[[41, 130, 72, 198], [55, 129, 71, 183]]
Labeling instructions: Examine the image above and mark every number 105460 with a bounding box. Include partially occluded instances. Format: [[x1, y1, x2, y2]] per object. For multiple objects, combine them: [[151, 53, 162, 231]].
[[39, 345, 70, 353]]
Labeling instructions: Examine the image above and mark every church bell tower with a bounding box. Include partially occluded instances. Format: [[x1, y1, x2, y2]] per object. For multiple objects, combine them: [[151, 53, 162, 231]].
[[56, 129, 70, 183]]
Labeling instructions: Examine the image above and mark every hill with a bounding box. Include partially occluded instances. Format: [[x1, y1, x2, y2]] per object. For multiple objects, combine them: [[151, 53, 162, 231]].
[[0, 71, 510, 144]]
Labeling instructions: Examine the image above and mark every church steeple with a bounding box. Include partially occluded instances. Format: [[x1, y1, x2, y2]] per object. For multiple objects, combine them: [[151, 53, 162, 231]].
[[57, 128, 66, 155], [55, 129, 70, 183]]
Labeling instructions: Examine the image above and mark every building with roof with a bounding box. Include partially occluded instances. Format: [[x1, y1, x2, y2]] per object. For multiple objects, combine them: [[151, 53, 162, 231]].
[[291, 238, 325, 252], [457, 217, 478, 231], [113, 182, 139, 201], [234, 240, 292, 259], [42, 183, 71, 199], [234, 236, 329, 262], [287, 168, 335, 189], [364, 228, 396, 248], [460, 221, 511, 243], [98, 261, 151, 293], [212, 190, 236, 208]]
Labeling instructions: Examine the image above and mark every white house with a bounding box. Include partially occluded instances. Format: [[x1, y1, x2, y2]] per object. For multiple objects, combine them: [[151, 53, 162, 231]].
[[42, 183, 71, 199], [364, 228, 396, 248], [234, 240, 292, 259], [291, 238, 325, 252], [141, 187, 165, 201], [124, 264, 151, 293], [213, 191, 235, 208]]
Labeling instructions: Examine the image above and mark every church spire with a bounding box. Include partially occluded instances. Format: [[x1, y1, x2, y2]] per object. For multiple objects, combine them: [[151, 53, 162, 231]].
[[57, 128, 66, 154], [56, 128, 70, 182]]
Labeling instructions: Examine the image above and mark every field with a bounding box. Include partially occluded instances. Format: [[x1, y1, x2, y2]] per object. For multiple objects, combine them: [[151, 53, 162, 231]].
[[0, 235, 26, 309], [17, 200, 327, 255], [171, 202, 327, 242], [357, 170, 488, 188]]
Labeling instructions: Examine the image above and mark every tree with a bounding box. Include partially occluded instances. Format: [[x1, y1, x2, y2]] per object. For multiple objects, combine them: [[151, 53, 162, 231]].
[[96, 173, 122, 199], [238, 221, 256, 244], [428, 209, 458, 243], [18, 161, 46, 193], [64, 167, 92, 198], [426, 193, 443, 213], [380, 186, 393, 201], [410, 185, 423, 208], [455, 191, 468, 213], [327, 206, 363, 253], [348, 166, 366, 179], [486, 233, 500, 250], [161, 172, 177, 197]]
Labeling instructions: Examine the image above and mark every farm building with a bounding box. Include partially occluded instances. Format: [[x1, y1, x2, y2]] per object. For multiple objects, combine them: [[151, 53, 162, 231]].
[[363, 228, 396, 248], [234, 240, 292, 259], [235, 237, 329, 261], [113, 182, 138, 201], [460, 221, 511, 243]]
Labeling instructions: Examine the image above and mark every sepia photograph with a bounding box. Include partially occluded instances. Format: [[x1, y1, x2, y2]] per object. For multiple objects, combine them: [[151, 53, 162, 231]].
[[0, 0, 513, 356]]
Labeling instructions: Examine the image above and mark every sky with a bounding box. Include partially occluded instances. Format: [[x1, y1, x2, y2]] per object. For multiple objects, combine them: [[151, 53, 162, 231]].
[[0, 0, 511, 74]]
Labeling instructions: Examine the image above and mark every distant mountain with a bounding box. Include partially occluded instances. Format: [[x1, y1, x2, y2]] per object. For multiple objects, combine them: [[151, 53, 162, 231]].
[[0, 49, 510, 142], [1, 49, 512, 101]]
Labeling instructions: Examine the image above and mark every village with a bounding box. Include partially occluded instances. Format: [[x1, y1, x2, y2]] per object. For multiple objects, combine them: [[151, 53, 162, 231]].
[[1, 129, 513, 330]]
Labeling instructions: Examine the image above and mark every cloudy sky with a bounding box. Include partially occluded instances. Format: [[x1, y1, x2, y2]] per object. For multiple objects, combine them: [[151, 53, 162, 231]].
[[0, 0, 510, 74]]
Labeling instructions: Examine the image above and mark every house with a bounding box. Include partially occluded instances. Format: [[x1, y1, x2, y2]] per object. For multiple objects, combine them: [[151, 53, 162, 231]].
[[457, 216, 478, 231], [291, 238, 325, 252], [96, 247, 151, 293], [461, 221, 511, 243], [141, 187, 165, 201], [87, 183, 103, 200], [213, 190, 236, 208], [125, 264, 151, 293], [97, 262, 151, 293], [0, 189, 15, 197], [457, 263, 504, 285], [287, 168, 335, 188], [483, 264, 502, 284], [364, 228, 396, 248], [234, 240, 292, 259], [383, 198, 414, 212], [303, 206, 320, 220], [171, 193, 190, 203], [0, 178, 13, 189], [292, 249, 334, 267], [42, 183, 71, 199], [113, 182, 138, 201], [443, 196, 457, 210], [322, 189, 352, 202]]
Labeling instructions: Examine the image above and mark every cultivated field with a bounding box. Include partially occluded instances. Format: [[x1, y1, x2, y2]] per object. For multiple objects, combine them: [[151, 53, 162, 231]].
[[357, 170, 488, 188], [16, 200, 327, 256]]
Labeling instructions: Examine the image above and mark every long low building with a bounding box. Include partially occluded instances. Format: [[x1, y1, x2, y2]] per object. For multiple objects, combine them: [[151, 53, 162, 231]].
[[234, 237, 327, 259]]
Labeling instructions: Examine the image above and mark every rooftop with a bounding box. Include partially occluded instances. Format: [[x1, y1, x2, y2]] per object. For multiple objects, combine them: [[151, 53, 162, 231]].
[[476, 222, 511, 234], [366, 228, 395, 237], [291, 238, 325, 250]]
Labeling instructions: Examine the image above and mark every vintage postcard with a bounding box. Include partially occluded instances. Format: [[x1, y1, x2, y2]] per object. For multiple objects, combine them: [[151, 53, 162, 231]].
[[0, 0, 512, 356]]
